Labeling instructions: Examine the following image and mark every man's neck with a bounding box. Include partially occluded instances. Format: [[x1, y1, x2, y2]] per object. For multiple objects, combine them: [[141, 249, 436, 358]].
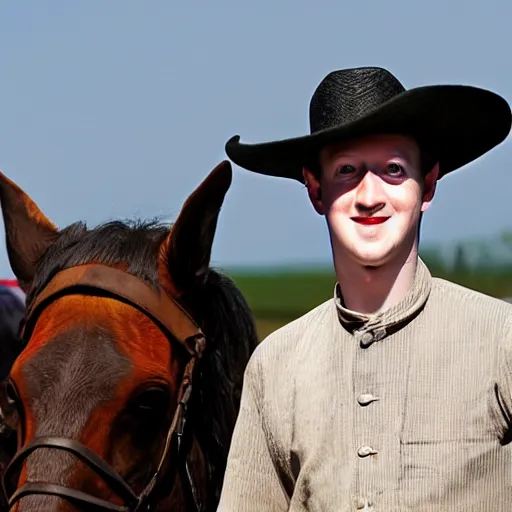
[[334, 244, 419, 315]]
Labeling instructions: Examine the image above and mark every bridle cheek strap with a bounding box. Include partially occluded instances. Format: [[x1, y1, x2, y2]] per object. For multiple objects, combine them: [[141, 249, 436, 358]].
[[8, 483, 129, 511], [3, 264, 205, 512]]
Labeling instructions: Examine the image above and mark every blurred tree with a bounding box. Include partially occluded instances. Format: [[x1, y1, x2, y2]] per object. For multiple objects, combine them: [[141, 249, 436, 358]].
[[419, 245, 446, 272], [453, 243, 470, 273], [502, 231, 512, 254]]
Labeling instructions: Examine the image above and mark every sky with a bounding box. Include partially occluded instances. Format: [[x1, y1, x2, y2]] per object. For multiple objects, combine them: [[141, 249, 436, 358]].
[[0, 1, 511, 277]]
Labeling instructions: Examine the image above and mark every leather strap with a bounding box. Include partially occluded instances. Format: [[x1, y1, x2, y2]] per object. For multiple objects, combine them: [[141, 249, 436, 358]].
[[3, 437, 139, 506], [4, 366, 197, 511], [22, 264, 205, 357], [8, 483, 128, 511]]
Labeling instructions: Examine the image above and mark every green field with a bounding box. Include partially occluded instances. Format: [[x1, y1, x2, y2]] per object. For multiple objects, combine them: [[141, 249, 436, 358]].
[[226, 262, 512, 341], [227, 269, 336, 339]]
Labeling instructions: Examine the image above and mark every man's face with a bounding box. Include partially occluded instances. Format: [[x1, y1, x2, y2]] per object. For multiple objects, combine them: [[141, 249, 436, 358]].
[[304, 134, 438, 268]]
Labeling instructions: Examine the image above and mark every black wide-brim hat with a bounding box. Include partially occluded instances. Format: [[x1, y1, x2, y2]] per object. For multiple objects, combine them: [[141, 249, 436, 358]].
[[225, 67, 512, 182]]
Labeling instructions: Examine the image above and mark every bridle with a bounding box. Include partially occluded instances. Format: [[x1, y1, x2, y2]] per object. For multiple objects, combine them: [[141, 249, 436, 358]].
[[1, 263, 207, 511]]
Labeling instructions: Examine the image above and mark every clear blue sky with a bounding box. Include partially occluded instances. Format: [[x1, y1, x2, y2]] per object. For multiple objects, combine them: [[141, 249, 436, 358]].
[[0, 1, 511, 277]]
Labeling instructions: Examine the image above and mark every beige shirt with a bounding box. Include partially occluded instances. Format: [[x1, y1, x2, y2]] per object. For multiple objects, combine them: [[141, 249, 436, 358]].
[[217, 259, 512, 511]]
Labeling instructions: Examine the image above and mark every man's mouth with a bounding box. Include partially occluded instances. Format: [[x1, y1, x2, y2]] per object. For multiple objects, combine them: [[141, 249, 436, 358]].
[[351, 216, 390, 225]]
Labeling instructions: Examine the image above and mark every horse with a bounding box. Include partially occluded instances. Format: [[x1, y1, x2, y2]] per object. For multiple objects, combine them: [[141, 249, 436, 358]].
[[0, 160, 259, 511]]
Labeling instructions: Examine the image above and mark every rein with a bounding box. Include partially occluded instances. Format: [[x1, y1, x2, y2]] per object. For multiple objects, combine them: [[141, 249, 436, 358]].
[[1, 264, 206, 511]]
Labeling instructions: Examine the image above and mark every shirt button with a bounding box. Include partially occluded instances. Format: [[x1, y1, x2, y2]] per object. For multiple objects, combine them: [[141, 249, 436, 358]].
[[356, 498, 373, 509], [357, 445, 378, 457], [360, 332, 374, 347], [357, 393, 379, 406]]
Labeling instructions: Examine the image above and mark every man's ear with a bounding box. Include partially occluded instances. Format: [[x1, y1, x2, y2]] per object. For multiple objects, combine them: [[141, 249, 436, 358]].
[[302, 167, 326, 215], [421, 162, 439, 213]]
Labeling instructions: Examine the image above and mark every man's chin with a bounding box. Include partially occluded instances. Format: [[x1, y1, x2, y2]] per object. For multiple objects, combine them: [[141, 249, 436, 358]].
[[352, 249, 393, 269]]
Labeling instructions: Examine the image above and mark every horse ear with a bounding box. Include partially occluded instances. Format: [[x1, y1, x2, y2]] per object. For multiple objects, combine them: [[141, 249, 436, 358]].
[[0, 172, 59, 293], [158, 160, 232, 296]]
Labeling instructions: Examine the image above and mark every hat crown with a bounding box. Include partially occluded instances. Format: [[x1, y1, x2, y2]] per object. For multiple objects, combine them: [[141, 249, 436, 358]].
[[309, 67, 406, 133]]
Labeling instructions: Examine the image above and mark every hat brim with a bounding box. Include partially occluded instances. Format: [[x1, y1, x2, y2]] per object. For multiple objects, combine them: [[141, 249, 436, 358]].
[[225, 84, 512, 182]]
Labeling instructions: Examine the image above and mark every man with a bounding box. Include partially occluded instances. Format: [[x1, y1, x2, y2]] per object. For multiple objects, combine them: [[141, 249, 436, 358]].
[[0, 282, 25, 381], [0, 281, 25, 495], [217, 67, 512, 511]]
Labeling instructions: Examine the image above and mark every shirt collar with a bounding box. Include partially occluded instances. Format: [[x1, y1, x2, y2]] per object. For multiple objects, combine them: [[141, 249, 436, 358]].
[[334, 257, 432, 333]]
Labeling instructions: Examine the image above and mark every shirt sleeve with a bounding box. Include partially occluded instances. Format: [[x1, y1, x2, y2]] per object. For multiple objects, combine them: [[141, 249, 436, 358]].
[[216, 352, 290, 511]]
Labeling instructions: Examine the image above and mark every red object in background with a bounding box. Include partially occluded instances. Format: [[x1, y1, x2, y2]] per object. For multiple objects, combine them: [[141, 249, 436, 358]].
[[0, 280, 19, 287]]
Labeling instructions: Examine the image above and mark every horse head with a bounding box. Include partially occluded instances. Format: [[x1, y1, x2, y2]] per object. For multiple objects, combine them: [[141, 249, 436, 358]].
[[0, 161, 258, 511]]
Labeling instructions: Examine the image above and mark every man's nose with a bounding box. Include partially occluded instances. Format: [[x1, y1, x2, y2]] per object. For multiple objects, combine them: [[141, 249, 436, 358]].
[[355, 171, 386, 213]]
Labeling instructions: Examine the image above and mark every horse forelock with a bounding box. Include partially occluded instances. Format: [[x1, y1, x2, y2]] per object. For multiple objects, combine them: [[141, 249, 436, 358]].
[[26, 219, 170, 308]]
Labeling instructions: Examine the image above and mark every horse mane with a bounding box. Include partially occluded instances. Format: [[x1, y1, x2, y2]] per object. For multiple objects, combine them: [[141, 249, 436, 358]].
[[26, 218, 259, 506]]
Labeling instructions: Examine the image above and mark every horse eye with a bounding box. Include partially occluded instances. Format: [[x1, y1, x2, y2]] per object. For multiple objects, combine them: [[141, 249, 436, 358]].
[[134, 387, 169, 413], [0, 381, 21, 434], [4, 382, 19, 409]]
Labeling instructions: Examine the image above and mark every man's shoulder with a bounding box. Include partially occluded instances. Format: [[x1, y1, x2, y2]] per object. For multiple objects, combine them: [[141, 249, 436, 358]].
[[431, 276, 512, 318], [261, 296, 336, 345], [246, 297, 336, 375]]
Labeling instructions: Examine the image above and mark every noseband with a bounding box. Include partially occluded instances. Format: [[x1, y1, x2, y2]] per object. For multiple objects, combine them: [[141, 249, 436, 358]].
[[2, 264, 206, 511]]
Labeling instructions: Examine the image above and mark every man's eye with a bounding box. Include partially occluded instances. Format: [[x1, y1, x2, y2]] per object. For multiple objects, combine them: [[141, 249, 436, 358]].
[[386, 163, 405, 176], [336, 164, 357, 175]]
